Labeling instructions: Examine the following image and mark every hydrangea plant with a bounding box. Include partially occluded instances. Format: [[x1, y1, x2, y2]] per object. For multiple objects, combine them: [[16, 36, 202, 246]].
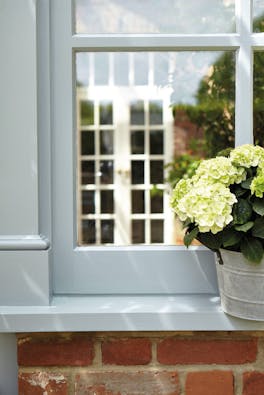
[[171, 144, 264, 263]]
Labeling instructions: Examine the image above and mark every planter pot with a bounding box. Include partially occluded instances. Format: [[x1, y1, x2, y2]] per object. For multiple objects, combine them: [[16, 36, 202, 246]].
[[216, 249, 264, 321]]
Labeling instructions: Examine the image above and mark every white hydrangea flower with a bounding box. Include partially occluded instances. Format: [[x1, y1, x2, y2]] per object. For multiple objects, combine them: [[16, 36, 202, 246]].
[[193, 156, 246, 185], [171, 182, 237, 234], [230, 144, 264, 168]]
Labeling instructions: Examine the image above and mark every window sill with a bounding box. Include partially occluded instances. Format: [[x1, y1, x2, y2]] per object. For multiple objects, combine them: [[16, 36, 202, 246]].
[[1, 294, 264, 332]]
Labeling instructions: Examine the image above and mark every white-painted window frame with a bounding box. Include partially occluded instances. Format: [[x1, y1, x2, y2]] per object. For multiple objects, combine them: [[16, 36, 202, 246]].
[[2, 0, 264, 333]]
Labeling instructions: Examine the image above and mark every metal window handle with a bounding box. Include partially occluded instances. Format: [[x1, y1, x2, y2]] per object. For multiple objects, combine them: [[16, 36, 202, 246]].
[[117, 169, 130, 177]]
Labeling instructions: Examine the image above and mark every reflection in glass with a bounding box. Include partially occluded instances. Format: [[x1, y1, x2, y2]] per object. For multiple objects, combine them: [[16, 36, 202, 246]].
[[132, 220, 145, 244], [253, 1, 264, 32], [82, 191, 95, 214], [130, 101, 145, 125], [100, 160, 114, 184], [94, 53, 109, 85], [149, 101, 163, 124], [101, 220, 114, 243], [82, 220, 96, 244], [151, 193, 163, 213], [253, 52, 264, 145], [101, 190, 114, 213], [100, 130, 114, 154], [132, 190, 145, 213], [81, 131, 94, 155], [132, 161, 144, 184], [76, 50, 235, 246], [82, 161, 95, 184], [150, 131, 163, 154], [150, 161, 164, 184], [151, 220, 163, 243], [100, 102, 113, 125], [131, 131, 145, 154], [81, 100, 94, 125], [75, 0, 235, 34]]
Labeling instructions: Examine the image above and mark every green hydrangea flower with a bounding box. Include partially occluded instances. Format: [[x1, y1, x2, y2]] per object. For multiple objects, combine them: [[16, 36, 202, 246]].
[[171, 182, 237, 233], [251, 171, 264, 198], [193, 156, 246, 185], [230, 144, 264, 168], [170, 178, 192, 214]]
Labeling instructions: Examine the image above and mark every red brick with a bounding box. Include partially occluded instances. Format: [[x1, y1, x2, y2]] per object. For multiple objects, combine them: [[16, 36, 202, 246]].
[[157, 338, 257, 365], [75, 371, 180, 395], [102, 338, 151, 365], [18, 335, 94, 366], [19, 372, 68, 395], [186, 371, 234, 395], [243, 372, 264, 395]]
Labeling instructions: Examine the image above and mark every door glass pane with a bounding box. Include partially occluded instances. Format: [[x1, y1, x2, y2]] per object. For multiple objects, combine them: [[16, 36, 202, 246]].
[[81, 131, 95, 155], [132, 161, 145, 184], [132, 220, 145, 243], [150, 131, 163, 154], [131, 131, 145, 154], [253, 1, 264, 32], [151, 220, 164, 243], [101, 190, 114, 213], [75, 0, 235, 34], [76, 51, 235, 246], [100, 130, 114, 155], [132, 190, 145, 213]]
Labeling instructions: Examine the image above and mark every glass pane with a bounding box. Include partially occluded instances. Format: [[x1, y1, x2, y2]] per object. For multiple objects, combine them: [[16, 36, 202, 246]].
[[253, 52, 264, 145], [132, 161, 144, 184], [151, 220, 163, 243], [134, 53, 148, 85], [150, 161, 164, 184], [130, 101, 145, 125], [151, 193, 163, 213], [149, 101, 163, 124], [132, 190, 145, 213], [131, 131, 145, 154], [253, 1, 264, 32], [82, 220, 96, 244], [132, 220, 145, 244], [101, 190, 114, 213], [81, 131, 94, 155], [150, 131, 163, 154], [81, 100, 94, 125], [82, 191, 95, 214], [100, 130, 114, 154], [82, 161, 95, 184], [76, 51, 235, 246], [94, 53, 109, 85], [100, 160, 114, 184], [75, 0, 235, 34], [101, 220, 114, 243], [100, 102, 113, 125], [114, 53, 129, 85]]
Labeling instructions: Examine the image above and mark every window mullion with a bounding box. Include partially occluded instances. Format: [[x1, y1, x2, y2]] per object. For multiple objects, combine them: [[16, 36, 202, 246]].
[[235, 0, 253, 145]]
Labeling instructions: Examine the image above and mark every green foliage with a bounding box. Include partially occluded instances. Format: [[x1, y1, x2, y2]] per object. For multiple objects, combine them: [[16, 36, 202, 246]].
[[165, 153, 201, 190]]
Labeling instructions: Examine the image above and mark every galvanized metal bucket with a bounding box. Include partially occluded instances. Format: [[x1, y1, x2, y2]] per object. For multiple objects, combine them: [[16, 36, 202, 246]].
[[216, 249, 264, 321]]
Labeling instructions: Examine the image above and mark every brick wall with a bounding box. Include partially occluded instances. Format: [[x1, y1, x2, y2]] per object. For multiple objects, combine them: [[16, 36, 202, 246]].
[[17, 331, 264, 395]]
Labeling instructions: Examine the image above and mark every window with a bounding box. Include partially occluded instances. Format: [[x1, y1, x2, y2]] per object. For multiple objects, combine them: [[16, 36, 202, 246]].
[[51, 0, 259, 295]]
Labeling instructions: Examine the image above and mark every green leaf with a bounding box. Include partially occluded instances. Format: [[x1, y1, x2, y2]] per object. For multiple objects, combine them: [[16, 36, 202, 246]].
[[232, 199, 252, 225], [197, 232, 223, 251], [252, 218, 264, 239], [241, 237, 264, 264], [182, 218, 192, 229], [184, 227, 199, 247], [222, 228, 243, 247], [232, 185, 247, 198], [253, 198, 264, 216], [234, 221, 254, 232], [241, 177, 254, 190]]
